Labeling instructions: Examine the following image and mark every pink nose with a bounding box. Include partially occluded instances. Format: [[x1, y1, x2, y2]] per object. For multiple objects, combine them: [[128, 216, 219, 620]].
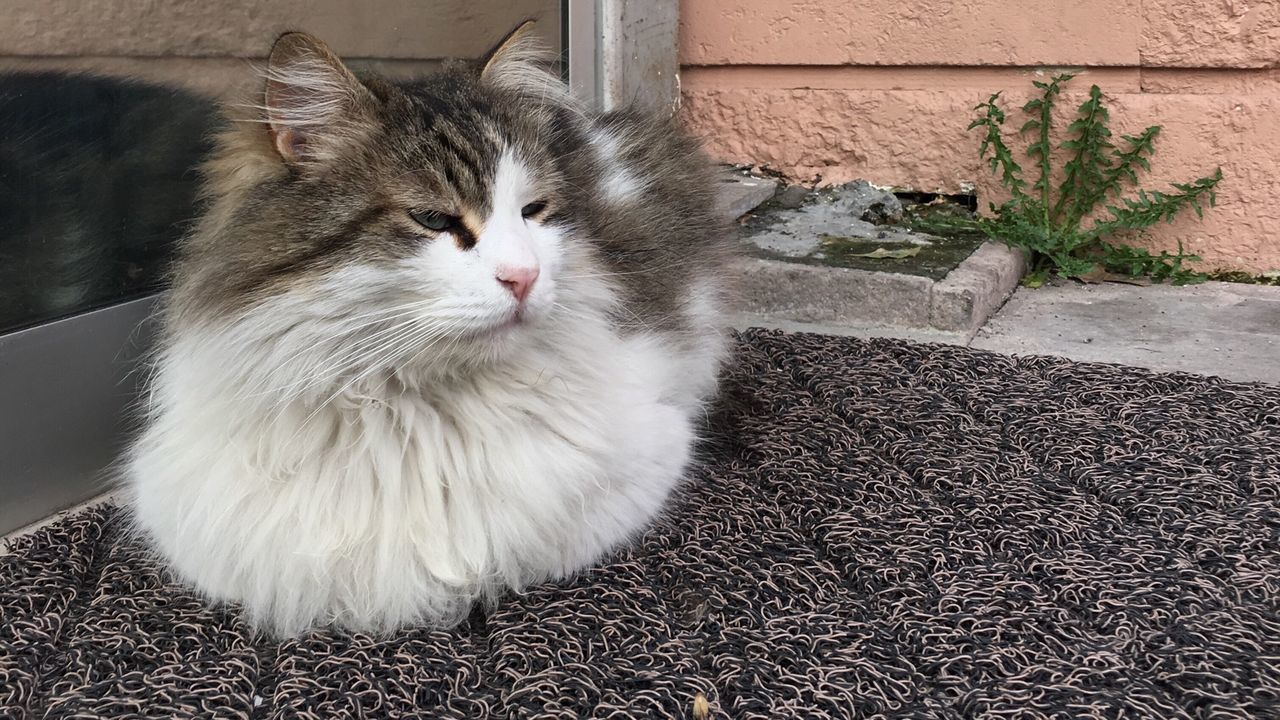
[[496, 265, 539, 304]]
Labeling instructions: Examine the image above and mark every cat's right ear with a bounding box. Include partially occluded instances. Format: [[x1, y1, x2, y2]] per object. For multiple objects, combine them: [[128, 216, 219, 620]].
[[264, 32, 374, 165]]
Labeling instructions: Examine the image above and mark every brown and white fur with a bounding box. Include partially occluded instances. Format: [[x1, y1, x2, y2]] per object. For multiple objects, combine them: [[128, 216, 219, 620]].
[[124, 26, 733, 636]]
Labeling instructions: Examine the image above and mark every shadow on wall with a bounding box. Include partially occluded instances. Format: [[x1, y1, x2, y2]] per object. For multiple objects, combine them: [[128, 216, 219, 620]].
[[0, 73, 219, 334]]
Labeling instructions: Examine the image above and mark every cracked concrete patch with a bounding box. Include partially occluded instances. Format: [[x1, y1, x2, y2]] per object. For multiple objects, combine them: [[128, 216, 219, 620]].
[[739, 181, 985, 281], [743, 181, 930, 256], [716, 167, 779, 222]]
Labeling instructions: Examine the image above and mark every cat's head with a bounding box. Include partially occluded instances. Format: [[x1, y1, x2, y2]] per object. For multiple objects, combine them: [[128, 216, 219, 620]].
[[173, 23, 607, 382]]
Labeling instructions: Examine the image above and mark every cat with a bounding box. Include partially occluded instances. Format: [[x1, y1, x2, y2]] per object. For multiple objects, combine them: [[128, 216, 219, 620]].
[[124, 23, 734, 636], [0, 72, 215, 333]]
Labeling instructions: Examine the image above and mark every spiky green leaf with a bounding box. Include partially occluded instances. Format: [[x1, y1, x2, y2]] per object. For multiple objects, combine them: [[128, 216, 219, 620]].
[[969, 74, 1223, 287]]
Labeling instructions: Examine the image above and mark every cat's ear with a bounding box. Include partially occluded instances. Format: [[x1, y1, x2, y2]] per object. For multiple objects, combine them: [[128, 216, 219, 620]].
[[480, 20, 561, 97], [264, 32, 375, 165]]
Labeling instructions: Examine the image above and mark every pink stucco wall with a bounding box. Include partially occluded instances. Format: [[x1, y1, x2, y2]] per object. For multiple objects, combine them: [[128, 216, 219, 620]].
[[679, 1, 1280, 273]]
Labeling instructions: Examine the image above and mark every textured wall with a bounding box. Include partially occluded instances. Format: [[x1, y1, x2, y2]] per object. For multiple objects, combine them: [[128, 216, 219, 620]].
[[679, 0, 1280, 273], [2, 1, 557, 58], [0, 1, 558, 97]]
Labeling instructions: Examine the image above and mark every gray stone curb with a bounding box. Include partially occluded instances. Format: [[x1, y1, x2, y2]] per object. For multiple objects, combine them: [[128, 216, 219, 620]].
[[717, 172, 1028, 336], [928, 242, 1029, 332], [734, 259, 935, 327], [730, 242, 1026, 335]]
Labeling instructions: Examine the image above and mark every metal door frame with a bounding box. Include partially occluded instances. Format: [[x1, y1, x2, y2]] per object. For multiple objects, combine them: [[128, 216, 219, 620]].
[[565, 0, 600, 107]]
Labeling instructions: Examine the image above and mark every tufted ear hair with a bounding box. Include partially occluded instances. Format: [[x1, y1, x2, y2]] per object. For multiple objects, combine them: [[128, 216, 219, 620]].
[[480, 20, 567, 101], [263, 32, 377, 166]]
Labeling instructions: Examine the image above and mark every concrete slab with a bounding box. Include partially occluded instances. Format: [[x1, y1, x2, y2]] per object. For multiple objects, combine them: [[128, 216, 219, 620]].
[[723, 179, 1024, 334], [973, 281, 1280, 385], [735, 257, 935, 327], [731, 240, 1026, 333], [717, 170, 779, 221]]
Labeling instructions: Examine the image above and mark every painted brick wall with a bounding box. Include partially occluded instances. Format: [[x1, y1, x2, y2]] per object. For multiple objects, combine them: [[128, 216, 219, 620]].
[[679, 0, 1280, 273]]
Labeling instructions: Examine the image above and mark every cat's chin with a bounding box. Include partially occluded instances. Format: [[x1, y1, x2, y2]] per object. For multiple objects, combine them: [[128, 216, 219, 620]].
[[451, 311, 538, 361], [473, 305, 542, 338]]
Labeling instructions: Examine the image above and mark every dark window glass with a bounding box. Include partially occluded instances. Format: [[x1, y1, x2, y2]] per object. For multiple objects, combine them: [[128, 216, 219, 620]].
[[0, 73, 216, 334]]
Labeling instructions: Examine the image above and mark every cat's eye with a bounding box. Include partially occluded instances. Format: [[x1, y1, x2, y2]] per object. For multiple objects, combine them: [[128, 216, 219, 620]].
[[410, 210, 456, 233], [521, 201, 548, 219]]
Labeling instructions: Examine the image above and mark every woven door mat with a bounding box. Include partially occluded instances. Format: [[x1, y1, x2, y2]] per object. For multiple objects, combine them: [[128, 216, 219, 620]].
[[3, 329, 1278, 718]]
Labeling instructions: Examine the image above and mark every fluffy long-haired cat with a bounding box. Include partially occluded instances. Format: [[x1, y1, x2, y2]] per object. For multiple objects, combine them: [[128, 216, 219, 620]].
[[125, 23, 732, 636]]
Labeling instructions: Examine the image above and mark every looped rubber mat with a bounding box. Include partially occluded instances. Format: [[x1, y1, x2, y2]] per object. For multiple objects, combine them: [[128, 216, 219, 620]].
[[3, 329, 1279, 718]]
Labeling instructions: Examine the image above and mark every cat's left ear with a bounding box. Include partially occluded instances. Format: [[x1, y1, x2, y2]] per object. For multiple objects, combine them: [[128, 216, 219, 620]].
[[481, 20, 559, 95], [264, 32, 376, 165]]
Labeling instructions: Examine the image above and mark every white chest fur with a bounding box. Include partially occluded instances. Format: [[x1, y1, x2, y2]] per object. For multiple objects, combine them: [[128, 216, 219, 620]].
[[125, 322, 706, 636]]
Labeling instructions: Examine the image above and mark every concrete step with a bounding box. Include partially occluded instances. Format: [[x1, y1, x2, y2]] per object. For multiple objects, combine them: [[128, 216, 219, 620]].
[[718, 173, 1025, 339]]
